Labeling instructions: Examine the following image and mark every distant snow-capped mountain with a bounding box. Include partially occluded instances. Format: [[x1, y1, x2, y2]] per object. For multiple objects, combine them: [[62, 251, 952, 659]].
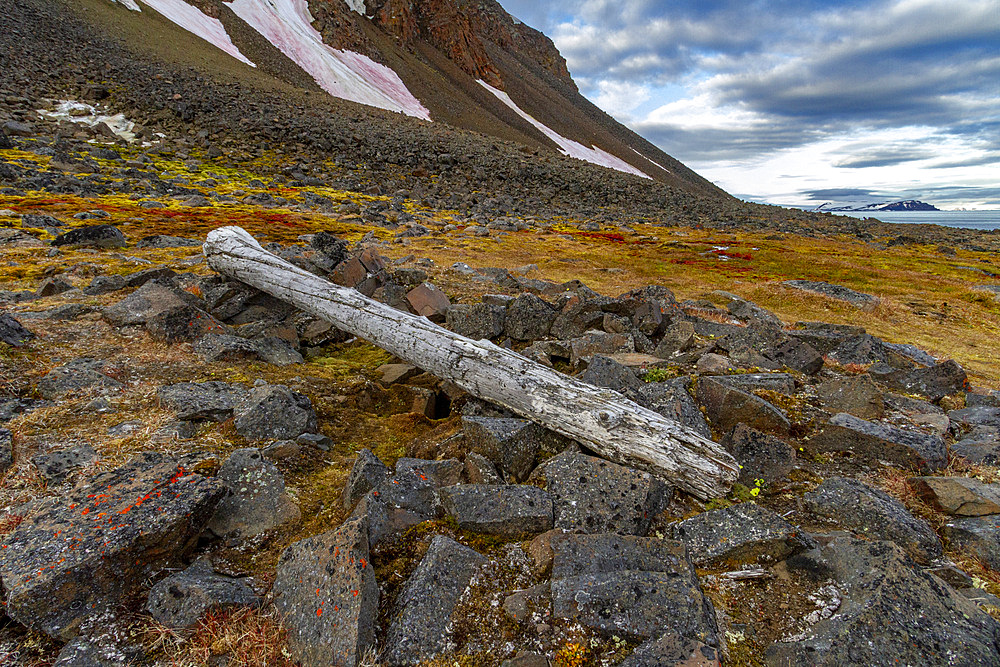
[[815, 199, 939, 212]]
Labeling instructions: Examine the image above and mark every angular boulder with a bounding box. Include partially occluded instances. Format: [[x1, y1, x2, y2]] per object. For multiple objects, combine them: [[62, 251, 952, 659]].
[[445, 302, 506, 340], [341, 449, 390, 510], [531, 451, 671, 536], [156, 381, 248, 422], [233, 384, 318, 441], [722, 424, 796, 485], [907, 476, 1000, 517], [0, 313, 34, 347], [816, 374, 885, 419], [207, 448, 300, 539], [438, 484, 553, 538], [272, 517, 379, 667], [0, 452, 225, 639], [52, 224, 127, 249], [383, 536, 486, 665], [696, 376, 790, 435], [803, 477, 942, 563], [102, 282, 187, 328], [942, 516, 1000, 570], [504, 293, 556, 341], [37, 358, 122, 400], [461, 415, 548, 481], [146, 559, 258, 629], [809, 413, 947, 472]]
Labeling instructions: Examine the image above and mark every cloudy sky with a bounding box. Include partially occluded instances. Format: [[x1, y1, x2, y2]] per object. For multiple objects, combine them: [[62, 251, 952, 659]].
[[497, 0, 1000, 209]]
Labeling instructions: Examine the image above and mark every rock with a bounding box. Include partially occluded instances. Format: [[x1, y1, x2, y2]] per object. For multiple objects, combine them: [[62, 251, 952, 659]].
[[782, 280, 879, 308], [531, 451, 671, 536], [34, 276, 74, 298], [722, 424, 796, 485], [0, 313, 34, 347], [579, 355, 643, 396], [445, 302, 506, 339], [0, 452, 225, 639], [0, 130, 12, 148], [463, 452, 502, 484], [406, 283, 450, 321], [953, 427, 1000, 464], [207, 448, 300, 539], [809, 412, 947, 472], [342, 449, 390, 510], [439, 484, 553, 537], [826, 333, 914, 369], [350, 470, 440, 547], [193, 333, 303, 366], [102, 282, 187, 327], [883, 360, 969, 401], [717, 373, 797, 395], [52, 225, 127, 249], [383, 536, 486, 665], [32, 444, 97, 483], [501, 583, 550, 623], [146, 304, 226, 343], [37, 358, 122, 400], [672, 502, 814, 567], [725, 296, 783, 328], [568, 331, 633, 368], [942, 516, 1000, 569], [272, 516, 379, 667], [803, 477, 942, 562], [233, 384, 318, 441], [146, 559, 258, 628], [53, 636, 140, 666], [550, 533, 717, 644], [947, 406, 1000, 429], [3, 120, 33, 137], [696, 376, 790, 435], [124, 267, 178, 288], [84, 275, 127, 295], [621, 632, 721, 667], [135, 235, 201, 248], [462, 415, 550, 481], [157, 382, 248, 422], [767, 338, 824, 375], [816, 374, 884, 419], [394, 457, 464, 487], [378, 363, 419, 385], [654, 320, 696, 358], [766, 536, 1000, 665], [504, 293, 556, 341], [635, 378, 712, 438], [0, 427, 12, 475], [310, 231, 349, 265], [908, 476, 1000, 516]]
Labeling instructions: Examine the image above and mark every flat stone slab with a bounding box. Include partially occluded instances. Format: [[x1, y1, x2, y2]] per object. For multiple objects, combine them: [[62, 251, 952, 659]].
[[803, 477, 942, 563], [157, 381, 248, 422], [531, 451, 671, 536], [146, 559, 258, 629], [439, 484, 553, 538], [908, 476, 1000, 516], [671, 502, 814, 567], [809, 412, 947, 472], [782, 280, 879, 308], [550, 533, 717, 644], [272, 516, 379, 667], [0, 452, 225, 639], [37, 358, 123, 400], [696, 376, 790, 436], [383, 536, 486, 665]]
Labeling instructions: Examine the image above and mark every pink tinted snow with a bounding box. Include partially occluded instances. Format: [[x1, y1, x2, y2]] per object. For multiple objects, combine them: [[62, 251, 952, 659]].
[[479, 82, 649, 179], [138, 0, 256, 67], [226, 0, 431, 121]]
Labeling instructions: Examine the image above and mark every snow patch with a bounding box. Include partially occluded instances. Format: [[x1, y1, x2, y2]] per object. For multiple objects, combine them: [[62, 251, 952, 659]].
[[630, 148, 671, 174], [129, 0, 256, 67], [37, 101, 139, 142], [226, 0, 431, 121], [343, 0, 366, 15], [479, 82, 648, 179], [111, 0, 141, 10]]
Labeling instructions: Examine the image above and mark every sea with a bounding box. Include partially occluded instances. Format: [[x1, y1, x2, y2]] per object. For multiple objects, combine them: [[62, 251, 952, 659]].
[[821, 210, 1000, 231]]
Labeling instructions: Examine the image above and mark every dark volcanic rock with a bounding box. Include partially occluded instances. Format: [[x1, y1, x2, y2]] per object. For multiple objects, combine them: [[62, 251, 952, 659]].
[[0, 452, 225, 639], [809, 412, 947, 472], [84, 274, 127, 295], [36, 358, 122, 399], [0, 427, 12, 475], [32, 443, 97, 482], [0, 313, 34, 347], [272, 516, 379, 667], [394, 457, 464, 487], [193, 333, 303, 366], [350, 468, 440, 546], [146, 304, 226, 343], [621, 632, 721, 667], [136, 234, 201, 249], [531, 451, 671, 536], [782, 280, 879, 308], [157, 381, 248, 422], [717, 373, 796, 395], [461, 415, 552, 481], [637, 377, 713, 438], [803, 477, 942, 563], [207, 448, 300, 539], [342, 449, 390, 510], [815, 374, 884, 419], [52, 224, 127, 249], [942, 516, 1000, 570], [146, 559, 258, 629], [882, 360, 969, 401], [722, 424, 797, 485], [766, 536, 1000, 666], [445, 302, 506, 339], [383, 536, 486, 665], [102, 282, 187, 327], [696, 376, 790, 435], [907, 476, 1000, 516], [232, 384, 318, 440], [550, 533, 717, 644], [438, 484, 553, 537], [504, 293, 556, 341], [671, 502, 814, 567]]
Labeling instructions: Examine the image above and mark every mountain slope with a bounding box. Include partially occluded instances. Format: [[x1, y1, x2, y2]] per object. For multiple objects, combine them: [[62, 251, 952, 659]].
[[94, 0, 724, 196]]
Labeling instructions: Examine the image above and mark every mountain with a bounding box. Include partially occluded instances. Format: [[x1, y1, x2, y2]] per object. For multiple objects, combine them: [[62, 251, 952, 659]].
[[815, 199, 940, 212], [77, 0, 721, 197]]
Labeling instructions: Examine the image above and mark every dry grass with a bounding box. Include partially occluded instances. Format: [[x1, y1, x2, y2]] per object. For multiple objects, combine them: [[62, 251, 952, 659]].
[[142, 606, 293, 666]]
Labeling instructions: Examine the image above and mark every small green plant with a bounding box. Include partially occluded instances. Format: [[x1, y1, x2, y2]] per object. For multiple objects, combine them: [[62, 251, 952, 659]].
[[643, 367, 671, 382]]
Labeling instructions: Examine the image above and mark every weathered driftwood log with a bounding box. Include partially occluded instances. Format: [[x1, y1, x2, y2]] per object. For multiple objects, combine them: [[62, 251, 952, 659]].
[[204, 226, 738, 499]]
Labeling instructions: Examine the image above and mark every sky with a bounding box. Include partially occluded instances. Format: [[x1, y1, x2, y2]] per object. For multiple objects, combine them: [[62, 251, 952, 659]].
[[497, 0, 1000, 210]]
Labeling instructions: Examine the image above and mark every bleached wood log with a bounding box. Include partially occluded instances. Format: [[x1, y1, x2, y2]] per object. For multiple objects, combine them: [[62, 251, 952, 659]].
[[203, 226, 738, 499]]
